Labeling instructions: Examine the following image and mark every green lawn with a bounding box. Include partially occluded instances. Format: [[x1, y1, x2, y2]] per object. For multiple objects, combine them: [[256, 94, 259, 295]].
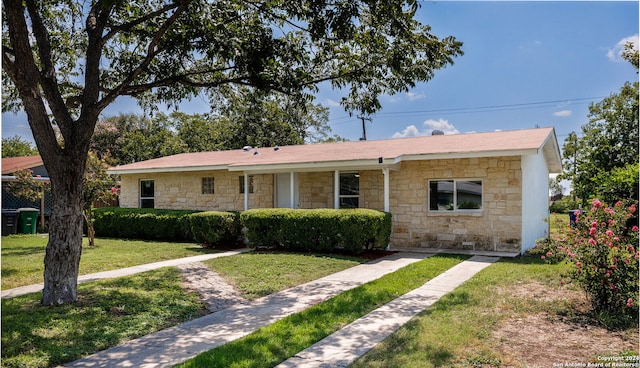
[[350, 256, 638, 367], [549, 213, 570, 235], [176, 255, 468, 368], [203, 252, 367, 299], [1, 248, 370, 368], [1, 235, 220, 290], [2, 268, 207, 368]]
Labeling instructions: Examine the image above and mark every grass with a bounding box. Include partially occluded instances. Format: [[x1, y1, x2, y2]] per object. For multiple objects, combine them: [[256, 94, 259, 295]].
[[1, 249, 373, 368], [1, 267, 207, 368], [349, 256, 637, 368], [175, 254, 468, 368], [1, 235, 220, 290], [203, 252, 367, 299], [549, 213, 569, 235]]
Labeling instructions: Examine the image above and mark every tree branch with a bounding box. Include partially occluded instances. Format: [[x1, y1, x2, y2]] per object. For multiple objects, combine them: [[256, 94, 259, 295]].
[[2, 0, 61, 158], [96, 1, 191, 111], [23, 0, 74, 133], [101, 3, 180, 46]]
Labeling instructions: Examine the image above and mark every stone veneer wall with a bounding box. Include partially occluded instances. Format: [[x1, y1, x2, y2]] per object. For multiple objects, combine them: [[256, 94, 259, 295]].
[[117, 156, 522, 252], [298, 172, 333, 208], [118, 170, 273, 211], [388, 157, 522, 253]]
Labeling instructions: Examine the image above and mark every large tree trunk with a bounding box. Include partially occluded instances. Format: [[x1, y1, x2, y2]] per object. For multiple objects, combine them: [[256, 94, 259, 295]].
[[41, 157, 87, 305]]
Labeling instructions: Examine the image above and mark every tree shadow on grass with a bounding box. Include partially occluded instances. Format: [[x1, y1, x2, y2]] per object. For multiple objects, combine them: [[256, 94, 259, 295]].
[[1, 267, 207, 368]]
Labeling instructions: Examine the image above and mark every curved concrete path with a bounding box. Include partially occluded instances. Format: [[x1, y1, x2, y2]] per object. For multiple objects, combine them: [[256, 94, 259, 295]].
[[277, 255, 499, 368], [58, 252, 432, 368], [1, 248, 251, 299], [55, 253, 500, 368]]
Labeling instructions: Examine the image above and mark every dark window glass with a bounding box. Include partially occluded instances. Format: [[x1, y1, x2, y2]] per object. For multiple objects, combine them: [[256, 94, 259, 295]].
[[140, 180, 154, 208], [429, 180, 482, 211], [339, 173, 359, 208], [202, 177, 214, 194]]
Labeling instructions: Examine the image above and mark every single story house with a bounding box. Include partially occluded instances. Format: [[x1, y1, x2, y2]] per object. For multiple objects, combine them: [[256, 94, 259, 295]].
[[109, 127, 562, 255]]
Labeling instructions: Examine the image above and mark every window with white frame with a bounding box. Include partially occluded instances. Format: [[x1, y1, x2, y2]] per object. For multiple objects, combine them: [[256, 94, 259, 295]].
[[140, 179, 155, 208], [339, 172, 359, 208], [428, 179, 482, 211]]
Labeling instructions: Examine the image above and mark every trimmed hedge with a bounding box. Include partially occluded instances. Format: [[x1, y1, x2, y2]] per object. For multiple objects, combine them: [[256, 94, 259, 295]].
[[189, 211, 242, 247], [93, 208, 196, 241], [240, 208, 391, 254], [93, 207, 392, 253]]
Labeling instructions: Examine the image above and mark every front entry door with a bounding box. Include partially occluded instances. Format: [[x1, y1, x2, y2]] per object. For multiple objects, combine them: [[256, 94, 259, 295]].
[[275, 173, 298, 208]]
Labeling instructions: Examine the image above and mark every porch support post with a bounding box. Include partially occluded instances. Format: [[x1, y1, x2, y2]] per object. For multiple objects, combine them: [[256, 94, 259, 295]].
[[383, 168, 390, 212], [244, 173, 249, 211], [289, 172, 295, 208], [334, 170, 340, 209]]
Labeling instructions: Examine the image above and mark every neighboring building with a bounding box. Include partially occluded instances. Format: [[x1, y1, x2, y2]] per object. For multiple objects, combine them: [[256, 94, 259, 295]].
[[1, 155, 52, 234], [1, 155, 52, 213], [109, 127, 562, 255]]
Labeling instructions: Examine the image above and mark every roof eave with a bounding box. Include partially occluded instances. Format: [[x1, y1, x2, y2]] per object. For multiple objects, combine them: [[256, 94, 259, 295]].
[[396, 149, 538, 163], [108, 165, 230, 175], [229, 159, 401, 174]]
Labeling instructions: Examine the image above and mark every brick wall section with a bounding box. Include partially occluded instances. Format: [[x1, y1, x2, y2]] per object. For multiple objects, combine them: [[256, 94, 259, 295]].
[[388, 157, 522, 252], [119, 171, 273, 211]]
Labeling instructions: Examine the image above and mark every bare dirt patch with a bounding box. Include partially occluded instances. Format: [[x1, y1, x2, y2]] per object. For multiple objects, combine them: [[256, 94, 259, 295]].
[[492, 283, 638, 367]]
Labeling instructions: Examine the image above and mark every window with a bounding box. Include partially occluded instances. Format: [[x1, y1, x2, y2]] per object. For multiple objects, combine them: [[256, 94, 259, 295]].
[[202, 177, 215, 194], [429, 179, 482, 211], [239, 175, 254, 194], [339, 172, 359, 208], [140, 180, 154, 208]]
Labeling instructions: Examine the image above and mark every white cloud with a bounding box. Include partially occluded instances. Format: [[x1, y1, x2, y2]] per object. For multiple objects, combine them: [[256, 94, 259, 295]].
[[607, 34, 639, 62], [324, 98, 342, 107], [553, 110, 573, 117], [392, 119, 459, 138], [423, 119, 460, 134], [406, 91, 426, 101], [392, 125, 420, 138]]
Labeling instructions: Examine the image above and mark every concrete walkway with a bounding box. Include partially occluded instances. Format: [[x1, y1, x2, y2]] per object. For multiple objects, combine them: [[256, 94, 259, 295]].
[[59, 252, 432, 368], [1, 248, 251, 299], [277, 255, 499, 368]]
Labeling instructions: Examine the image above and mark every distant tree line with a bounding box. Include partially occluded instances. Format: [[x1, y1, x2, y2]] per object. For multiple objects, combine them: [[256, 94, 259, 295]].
[[3, 91, 346, 164], [91, 92, 346, 166], [558, 42, 639, 206]]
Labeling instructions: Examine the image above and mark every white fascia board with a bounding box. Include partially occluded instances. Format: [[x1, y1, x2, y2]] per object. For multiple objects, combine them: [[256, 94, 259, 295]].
[[108, 165, 230, 175], [540, 129, 563, 173], [1, 175, 50, 182], [228, 160, 400, 174], [395, 149, 538, 163]]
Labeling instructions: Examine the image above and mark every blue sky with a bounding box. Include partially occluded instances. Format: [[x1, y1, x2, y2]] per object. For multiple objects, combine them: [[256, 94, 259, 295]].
[[2, 1, 638, 149]]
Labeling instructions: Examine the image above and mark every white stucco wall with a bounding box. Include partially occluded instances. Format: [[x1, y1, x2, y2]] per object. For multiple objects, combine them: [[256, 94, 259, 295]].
[[521, 152, 551, 253]]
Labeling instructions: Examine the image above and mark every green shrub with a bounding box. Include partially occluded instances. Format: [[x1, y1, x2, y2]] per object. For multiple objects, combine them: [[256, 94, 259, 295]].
[[240, 208, 391, 254], [536, 199, 639, 325], [549, 196, 581, 213], [93, 208, 196, 241], [187, 211, 242, 247]]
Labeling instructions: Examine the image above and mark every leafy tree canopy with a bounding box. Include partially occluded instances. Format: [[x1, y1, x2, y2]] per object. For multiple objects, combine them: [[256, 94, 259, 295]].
[[561, 81, 639, 203], [90, 114, 185, 165], [92, 94, 335, 165], [3, 0, 463, 305], [2, 135, 38, 157]]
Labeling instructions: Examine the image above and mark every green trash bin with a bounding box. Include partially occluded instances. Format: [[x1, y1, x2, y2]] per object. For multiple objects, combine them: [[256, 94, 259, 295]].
[[18, 208, 39, 234]]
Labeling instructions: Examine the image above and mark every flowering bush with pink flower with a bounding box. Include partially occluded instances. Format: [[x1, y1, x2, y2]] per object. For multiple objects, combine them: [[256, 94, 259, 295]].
[[535, 199, 639, 320]]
